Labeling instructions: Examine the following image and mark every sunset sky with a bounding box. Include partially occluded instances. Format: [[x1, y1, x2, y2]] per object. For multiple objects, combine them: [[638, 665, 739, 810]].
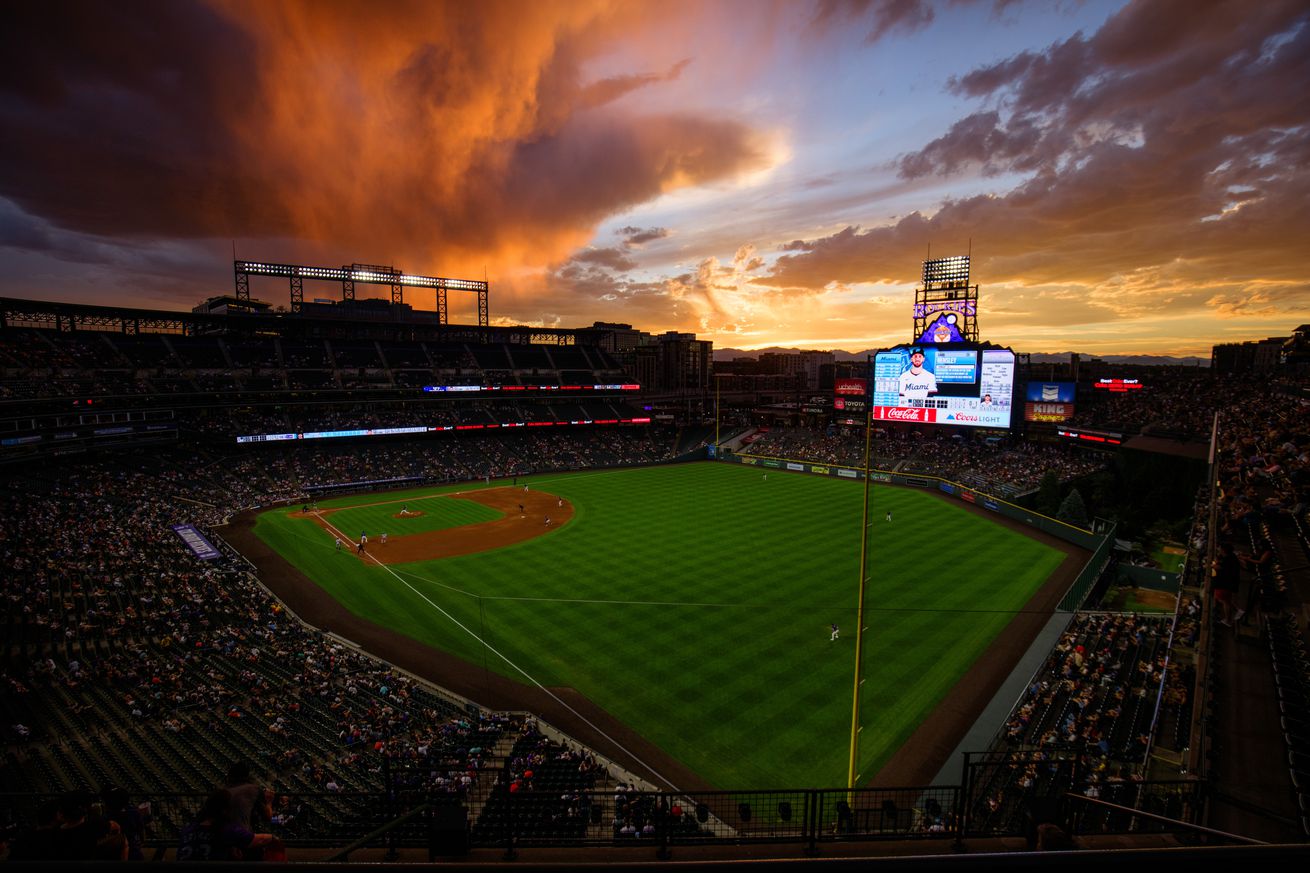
[[1, 0, 1306, 356]]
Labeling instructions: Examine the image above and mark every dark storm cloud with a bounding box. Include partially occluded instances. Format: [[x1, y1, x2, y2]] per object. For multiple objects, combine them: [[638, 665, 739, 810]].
[[0, 1, 283, 238], [0, 0, 769, 309], [569, 247, 639, 271], [498, 111, 764, 243], [618, 226, 671, 246]]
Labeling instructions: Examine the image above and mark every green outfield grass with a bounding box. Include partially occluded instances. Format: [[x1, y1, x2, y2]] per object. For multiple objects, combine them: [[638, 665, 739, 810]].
[[253, 462, 1066, 789]]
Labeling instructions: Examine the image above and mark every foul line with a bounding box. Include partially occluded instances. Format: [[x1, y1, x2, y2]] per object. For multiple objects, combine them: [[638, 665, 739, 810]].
[[311, 511, 683, 792]]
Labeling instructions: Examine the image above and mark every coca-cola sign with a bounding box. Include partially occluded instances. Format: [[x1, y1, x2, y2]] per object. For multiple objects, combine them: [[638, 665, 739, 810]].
[[872, 406, 936, 423]]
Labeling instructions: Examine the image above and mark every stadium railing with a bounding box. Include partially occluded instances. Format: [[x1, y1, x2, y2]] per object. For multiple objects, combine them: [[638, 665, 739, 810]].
[[1056, 522, 1119, 612], [0, 778, 1212, 855]]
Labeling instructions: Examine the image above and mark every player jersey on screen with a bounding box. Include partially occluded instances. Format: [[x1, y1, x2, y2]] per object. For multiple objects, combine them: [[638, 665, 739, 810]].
[[898, 369, 937, 402]]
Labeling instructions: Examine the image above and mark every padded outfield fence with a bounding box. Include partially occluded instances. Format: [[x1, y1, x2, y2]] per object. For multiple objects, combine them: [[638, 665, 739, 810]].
[[719, 448, 1101, 550]]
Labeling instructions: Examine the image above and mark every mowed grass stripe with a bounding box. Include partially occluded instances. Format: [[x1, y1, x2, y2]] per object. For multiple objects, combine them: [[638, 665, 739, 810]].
[[254, 461, 1067, 789]]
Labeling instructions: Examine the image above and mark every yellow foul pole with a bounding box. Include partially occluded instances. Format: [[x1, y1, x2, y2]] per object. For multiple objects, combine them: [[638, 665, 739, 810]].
[[847, 386, 874, 788]]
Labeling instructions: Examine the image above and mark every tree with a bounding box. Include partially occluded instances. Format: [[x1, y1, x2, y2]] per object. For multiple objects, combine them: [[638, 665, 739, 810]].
[[1088, 471, 1117, 518], [1036, 471, 1061, 516], [1057, 488, 1090, 528]]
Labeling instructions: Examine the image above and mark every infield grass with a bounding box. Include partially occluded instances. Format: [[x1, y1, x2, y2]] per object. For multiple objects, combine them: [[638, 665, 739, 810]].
[[324, 492, 501, 540], [253, 462, 1066, 789]]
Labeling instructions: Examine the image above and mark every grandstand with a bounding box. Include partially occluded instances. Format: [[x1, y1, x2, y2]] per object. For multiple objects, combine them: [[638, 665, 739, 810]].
[[1, 294, 1308, 867]]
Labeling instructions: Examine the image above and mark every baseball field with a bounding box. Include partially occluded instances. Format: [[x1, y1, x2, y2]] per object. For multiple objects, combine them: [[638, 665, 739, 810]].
[[247, 461, 1069, 790]]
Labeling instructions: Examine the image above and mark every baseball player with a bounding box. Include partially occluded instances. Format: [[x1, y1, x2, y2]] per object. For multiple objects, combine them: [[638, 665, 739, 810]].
[[897, 348, 938, 405]]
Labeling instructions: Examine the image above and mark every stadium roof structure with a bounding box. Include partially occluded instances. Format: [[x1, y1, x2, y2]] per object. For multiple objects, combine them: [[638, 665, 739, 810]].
[[0, 295, 589, 346]]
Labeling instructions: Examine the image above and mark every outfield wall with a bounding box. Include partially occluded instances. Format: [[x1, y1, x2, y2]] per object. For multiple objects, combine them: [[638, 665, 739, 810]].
[[720, 449, 1101, 550], [1117, 564, 1182, 593]]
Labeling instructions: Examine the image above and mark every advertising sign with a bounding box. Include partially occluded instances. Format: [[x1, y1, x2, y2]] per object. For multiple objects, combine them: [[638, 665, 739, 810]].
[[835, 378, 867, 396], [1025, 382, 1076, 403]]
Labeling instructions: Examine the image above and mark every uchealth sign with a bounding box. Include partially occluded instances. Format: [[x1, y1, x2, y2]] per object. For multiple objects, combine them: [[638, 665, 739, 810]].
[[871, 406, 937, 423], [835, 378, 867, 396]]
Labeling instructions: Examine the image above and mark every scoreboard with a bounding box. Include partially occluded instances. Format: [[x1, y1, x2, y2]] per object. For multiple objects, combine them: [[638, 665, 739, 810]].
[[870, 344, 1016, 429]]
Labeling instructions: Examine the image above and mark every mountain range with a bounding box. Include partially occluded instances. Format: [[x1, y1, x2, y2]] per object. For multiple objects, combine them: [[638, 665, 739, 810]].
[[713, 347, 1209, 367]]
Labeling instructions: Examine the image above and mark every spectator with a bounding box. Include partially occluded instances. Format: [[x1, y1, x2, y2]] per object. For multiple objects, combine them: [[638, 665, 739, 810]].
[[178, 789, 283, 862]]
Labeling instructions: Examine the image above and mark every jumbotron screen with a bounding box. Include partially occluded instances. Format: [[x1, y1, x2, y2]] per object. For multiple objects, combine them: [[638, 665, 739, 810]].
[[870, 344, 1016, 428]]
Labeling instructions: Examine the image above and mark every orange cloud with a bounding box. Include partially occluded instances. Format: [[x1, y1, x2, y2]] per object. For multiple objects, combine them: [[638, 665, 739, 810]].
[[0, 0, 769, 312]]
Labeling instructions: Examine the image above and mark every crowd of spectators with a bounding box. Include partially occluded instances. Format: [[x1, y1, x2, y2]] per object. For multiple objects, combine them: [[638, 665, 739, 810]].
[[966, 374, 1309, 836], [1204, 382, 1310, 630], [1214, 401, 1310, 538], [471, 724, 632, 844], [742, 427, 1108, 495], [955, 443, 1108, 493], [0, 459, 474, 746], [1067, 372, 1216, 439], [197, 428, 683, 497], [998, 613, 1184, 758], [974, 611, 1192, 833], [1, 435, 659, 854], [742, 428, 918, 468]]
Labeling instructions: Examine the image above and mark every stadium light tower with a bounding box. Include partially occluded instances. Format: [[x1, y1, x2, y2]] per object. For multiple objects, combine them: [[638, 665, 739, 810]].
[[847, 359, 874, 788], [913, 255, 978, 344], [233, 259, 489, 323]]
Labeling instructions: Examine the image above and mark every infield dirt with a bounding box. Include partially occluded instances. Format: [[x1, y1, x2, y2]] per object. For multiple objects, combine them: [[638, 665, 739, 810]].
[[293, 487, 573, 564]]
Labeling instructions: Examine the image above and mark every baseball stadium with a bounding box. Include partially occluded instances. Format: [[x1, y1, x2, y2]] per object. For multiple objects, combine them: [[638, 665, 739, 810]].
[[1, 251, 1308, 872]]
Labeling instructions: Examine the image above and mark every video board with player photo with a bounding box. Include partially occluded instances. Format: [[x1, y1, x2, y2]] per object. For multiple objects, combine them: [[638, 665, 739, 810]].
[[870, 344, 1015, 429]]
